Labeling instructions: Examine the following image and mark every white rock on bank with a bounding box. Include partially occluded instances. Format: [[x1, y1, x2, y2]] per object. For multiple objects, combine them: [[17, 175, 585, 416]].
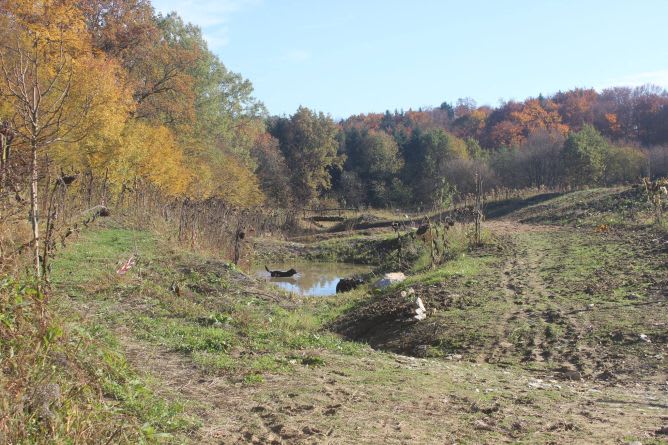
[[374, 272, 406, 289], [414, 297, 427, 321]]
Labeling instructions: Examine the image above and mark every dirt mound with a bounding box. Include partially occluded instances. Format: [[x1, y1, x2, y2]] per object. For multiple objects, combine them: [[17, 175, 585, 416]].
[[328, 290, 418, 352], [329, 285, 458, 355]]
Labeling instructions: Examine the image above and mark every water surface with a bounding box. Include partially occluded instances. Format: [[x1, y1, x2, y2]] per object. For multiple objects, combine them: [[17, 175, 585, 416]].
[[254, 261, 373, 296]]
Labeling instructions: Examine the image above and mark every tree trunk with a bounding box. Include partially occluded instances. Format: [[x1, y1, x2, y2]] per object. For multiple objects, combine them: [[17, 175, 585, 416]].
[[42, 179, 61, 281], [0, 133, 6, 193], [473, 172, 483, 246], [30, 140, 41, 279]]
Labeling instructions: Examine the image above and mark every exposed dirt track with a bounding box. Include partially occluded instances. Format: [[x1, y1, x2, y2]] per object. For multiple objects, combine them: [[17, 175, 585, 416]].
[[119, 329, 668, 444], [484, 219, 560, 234]]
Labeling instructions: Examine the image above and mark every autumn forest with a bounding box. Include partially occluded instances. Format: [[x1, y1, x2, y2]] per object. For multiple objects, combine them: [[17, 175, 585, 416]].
[[2, 1, 668, 443], [2, 2, 668, 267]]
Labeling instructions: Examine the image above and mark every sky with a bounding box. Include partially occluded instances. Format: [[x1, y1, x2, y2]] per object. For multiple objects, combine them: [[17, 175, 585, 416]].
[[151, 0, 668, 118]]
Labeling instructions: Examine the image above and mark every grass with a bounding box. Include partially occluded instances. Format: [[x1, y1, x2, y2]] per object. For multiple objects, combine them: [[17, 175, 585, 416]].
[[0, 277, 195, 444], [49, 226, 368, 387], [50, 226, 159, 287], [511, 185, 667, 232], [405, 253, 493, 286], [529, 229, 658, 306], [0, 227, 205, 443], [5, 185, 665, 443]]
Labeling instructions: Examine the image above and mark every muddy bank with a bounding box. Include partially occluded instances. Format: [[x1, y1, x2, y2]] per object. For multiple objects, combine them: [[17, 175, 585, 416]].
[[253, 232, 423, 270]]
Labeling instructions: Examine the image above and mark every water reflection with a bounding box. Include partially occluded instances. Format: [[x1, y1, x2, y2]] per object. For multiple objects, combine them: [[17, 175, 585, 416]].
[[253, 262, 373, 296]]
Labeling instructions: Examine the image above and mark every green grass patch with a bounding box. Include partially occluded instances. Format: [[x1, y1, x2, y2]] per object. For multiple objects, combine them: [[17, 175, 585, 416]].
[[405, 254, 492, 287], [0, 278, 195, 444], [50, 227, 158, 288]]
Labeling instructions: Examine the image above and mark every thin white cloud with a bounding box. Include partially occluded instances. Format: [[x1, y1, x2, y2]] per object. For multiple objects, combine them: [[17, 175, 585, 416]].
[[598, 69, 668, 89], [151, 0, 260, 49], [284, 49, 311, 63]]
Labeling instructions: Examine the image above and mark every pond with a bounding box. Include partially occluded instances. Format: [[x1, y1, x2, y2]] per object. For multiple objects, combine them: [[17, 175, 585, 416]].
[[253, 261, 373, 296]]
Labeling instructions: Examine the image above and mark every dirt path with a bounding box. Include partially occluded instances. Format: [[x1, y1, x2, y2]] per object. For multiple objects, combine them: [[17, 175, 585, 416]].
[[119, 333, 242, 443], [484, 219, 559, 235], [482, 221, 563, 365], [120, 332, 353, 444], [118, 328, 668, 444]]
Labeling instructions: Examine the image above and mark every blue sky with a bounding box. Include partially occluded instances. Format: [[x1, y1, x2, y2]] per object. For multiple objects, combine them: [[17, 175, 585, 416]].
[[151, 0, 668, 118]]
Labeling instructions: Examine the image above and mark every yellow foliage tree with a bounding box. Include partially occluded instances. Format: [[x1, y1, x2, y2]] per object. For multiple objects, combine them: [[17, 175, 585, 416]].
[[211, 154, 264, 206], [0, 0, 131, 277], [51, 56, 133, 181], [186, 150, 263, 206], [106, 122, 190, 197]]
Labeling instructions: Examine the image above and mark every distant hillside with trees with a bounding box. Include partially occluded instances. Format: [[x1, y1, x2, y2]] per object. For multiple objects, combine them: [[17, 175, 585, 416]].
[[314, 88, 667, 209]]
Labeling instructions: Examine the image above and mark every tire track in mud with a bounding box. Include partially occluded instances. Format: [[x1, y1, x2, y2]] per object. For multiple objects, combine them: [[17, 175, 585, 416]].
[[520, 238, 586, 374], [482, 248, 522, 364], [482, 222, 584, 374]]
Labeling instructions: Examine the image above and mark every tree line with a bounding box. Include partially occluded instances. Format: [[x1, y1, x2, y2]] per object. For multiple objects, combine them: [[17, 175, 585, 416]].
[[2, 1, 668, 275], [260, 89, 668, 208]]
